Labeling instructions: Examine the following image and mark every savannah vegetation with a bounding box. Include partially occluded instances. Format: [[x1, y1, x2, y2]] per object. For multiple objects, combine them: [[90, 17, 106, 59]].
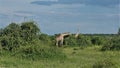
[[0, 21, 120, 68]]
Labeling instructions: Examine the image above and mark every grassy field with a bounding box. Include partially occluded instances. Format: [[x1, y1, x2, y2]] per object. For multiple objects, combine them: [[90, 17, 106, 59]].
[[0, 46, 120, 68]]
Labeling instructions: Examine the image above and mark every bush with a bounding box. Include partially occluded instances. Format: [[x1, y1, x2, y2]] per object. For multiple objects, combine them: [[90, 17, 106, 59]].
[[64, 36, 78, 46], [12, 42, 66, 60], [0, 36, 22, 51], [91, 36, 106, 45], [101, 44, 120, 51], [65, 34, 92, 47], [77, 35, 92, 46], [0, 21, 41, 51], [39, 33, 52, 44], [101, 36, 120, 51], [93, 58, 116, 68]]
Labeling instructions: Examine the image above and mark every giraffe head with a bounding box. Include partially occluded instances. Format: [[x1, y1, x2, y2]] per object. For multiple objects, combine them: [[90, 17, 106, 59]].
[[61, 32, 71, 37]]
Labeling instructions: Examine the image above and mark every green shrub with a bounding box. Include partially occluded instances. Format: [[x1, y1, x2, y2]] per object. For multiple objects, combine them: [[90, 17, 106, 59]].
[[101, 36, 120, 51], [101, 44, 120, 51], [12, 42, 66, 60], [77, 35, 92, 46], [39, 33, 52, 44], [0, 21, 41, 51], [0, 36, 22, 51], [65, 35, 92, 47], [64, 36, 78, 46], [20, 21, 40, 41], [91, 36, 106, 45]]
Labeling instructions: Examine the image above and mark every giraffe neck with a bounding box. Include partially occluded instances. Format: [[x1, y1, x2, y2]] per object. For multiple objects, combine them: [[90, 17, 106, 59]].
[[61, 32, 70, 37]]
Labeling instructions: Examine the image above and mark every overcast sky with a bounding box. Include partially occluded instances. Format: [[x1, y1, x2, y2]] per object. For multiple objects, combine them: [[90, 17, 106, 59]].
[[0, 0, 120, 35]]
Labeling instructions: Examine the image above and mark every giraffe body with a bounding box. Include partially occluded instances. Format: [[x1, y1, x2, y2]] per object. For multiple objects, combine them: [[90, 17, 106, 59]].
[[55, 32, 70, 47]]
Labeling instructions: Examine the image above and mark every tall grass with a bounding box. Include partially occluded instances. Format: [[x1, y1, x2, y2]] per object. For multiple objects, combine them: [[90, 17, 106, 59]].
[[1, 46, 119, 68]]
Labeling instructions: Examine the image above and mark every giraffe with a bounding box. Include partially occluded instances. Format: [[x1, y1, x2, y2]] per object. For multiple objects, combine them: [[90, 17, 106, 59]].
[[55, 32, 70, 47], [75, 27, 80, 38]]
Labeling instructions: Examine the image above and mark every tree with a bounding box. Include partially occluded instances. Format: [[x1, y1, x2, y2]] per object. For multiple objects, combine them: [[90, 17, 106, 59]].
[[0, 21, 41, 51], [0, 23, 22, 51], [3, 23, 21, 37], [21, 21, 40, 41]]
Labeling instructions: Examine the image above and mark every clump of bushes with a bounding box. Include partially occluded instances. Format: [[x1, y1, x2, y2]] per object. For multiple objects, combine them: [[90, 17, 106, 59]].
[[65, 34, 92, 47], [13, 43, 66, 60], [78, 35, 92, 46], [64, 35, 78, 46], [64, 34, 110, 47], [0, 21, 40, 51], [93, 58, 116, 68], [39, 33, 53, 45], [101, 36, 120, 51], [0, 21, 67, 60], [91, 36, 107, 45]]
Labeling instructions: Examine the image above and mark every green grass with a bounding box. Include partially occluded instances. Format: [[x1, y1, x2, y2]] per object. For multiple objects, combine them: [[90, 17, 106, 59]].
[[0, 46, 120, 68]]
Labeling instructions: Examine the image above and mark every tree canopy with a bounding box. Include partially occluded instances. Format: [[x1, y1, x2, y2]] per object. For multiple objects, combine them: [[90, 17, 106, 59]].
[[0, 21, 41, 51]]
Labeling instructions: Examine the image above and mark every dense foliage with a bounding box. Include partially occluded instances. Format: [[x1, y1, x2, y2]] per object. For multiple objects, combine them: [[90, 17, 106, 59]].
[[0, 21, 120, 61], [101, 36, 120, 51], [64, 34, 120, 51], [65, 34, 112, 45], [0, 21, 66, 60], [0, 21, 120, 68], [0, 21, 40, 51]]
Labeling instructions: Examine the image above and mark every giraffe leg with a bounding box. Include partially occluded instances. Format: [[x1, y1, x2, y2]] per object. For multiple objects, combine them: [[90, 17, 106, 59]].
[[60, 40, 63, 47], [56, 41, 58, 47]]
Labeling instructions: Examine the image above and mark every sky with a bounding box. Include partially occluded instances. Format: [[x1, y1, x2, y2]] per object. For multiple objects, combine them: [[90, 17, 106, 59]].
[[0, 0, 120, 35]]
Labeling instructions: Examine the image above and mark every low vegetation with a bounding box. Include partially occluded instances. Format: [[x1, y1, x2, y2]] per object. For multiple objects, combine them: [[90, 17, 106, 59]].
[[93, 58, 116, 68]]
